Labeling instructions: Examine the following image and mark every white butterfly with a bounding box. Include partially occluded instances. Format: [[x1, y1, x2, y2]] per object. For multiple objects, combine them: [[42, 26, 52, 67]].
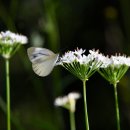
[[27, 47, 59, 77]]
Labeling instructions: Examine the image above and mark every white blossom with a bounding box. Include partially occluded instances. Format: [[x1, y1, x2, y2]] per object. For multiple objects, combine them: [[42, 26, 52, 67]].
[[68, 92, 81, 100], [74, 48, 85, 56], [54, 96, 68, 106], [57, 48, 104, 81], [54, 92, 81, 112], [0, 30, 28, 44], [89, 49, 106, 62], [99, 53, 130, 85], [60, 51, 76, 63], [100, 56, 111, 68], [0, 30, 28, 59], [100, 55, 130, 68], [59, 48, 104, 65]]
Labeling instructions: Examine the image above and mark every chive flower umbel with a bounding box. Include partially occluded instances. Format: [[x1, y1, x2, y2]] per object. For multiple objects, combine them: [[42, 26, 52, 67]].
[[54, 92, 81, 112], [99, 55, 130, 85], [54, 92, 80, 130], [0, 30, 28, 59], [58, 48, 104, 81], [98, 54, 130, 130]]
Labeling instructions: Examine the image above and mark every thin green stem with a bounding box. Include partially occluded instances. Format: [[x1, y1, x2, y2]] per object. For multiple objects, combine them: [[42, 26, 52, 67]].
[[69, 110, 76, 130], [6, 59, 11, 130], [83, 80, 89, 130], [114, 83, 120, 130]]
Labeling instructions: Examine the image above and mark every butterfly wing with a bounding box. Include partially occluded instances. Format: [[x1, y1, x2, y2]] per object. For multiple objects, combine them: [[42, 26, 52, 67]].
[[27, 47, 55, 63], [32, 54, 59, 77], [27, 47, 59, 77]]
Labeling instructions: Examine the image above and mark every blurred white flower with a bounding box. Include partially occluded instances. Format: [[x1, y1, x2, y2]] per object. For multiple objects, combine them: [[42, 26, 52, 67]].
[[54, 92, 81, 112]]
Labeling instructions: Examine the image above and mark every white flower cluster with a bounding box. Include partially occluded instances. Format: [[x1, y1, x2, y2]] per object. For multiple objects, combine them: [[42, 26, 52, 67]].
[[59, 48, 104, 65], [59, 48, 130, 68], [54, 92, 81, 112], [0, 30, 28, 44], [58, 48, 85, 64], [88, 49, 105, 62], [101, 55, 130, 68]]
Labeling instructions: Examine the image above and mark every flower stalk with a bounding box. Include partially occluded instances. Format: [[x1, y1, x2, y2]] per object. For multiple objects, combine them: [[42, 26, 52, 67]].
[[69, 109, 76, 130], [114, 83, 120, 130], [83, 80, 89, 130], [6, 59, 11, 130]]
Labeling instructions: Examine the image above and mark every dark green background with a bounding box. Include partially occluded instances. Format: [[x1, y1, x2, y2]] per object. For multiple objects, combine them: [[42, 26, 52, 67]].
[[0, 0, 130, 130]]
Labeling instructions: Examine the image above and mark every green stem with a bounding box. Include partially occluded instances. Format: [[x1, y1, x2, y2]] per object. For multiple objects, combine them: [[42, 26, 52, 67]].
[[69, 110, 76, 130], [114, 83, 120, 130], [83, 80, 89, 130], [6, 59, 11, 130]]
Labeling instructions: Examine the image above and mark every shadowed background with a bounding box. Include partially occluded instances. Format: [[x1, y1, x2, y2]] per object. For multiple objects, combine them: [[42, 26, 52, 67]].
[[0, 0, 130, 130]]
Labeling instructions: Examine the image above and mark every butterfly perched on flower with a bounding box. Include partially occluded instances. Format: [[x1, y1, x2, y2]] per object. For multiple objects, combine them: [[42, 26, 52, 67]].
[[27, 47, 59, 77]]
